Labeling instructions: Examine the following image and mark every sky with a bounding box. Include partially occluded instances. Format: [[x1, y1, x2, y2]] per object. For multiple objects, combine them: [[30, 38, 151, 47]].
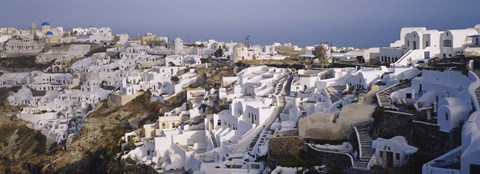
[[1, 0, 479, 48]]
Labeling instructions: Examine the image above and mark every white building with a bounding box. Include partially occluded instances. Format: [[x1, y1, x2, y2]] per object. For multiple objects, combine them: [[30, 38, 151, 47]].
[[369, 136, 418, 169], [174, 37, 184, 55], [373, 25, 480, 66], [422, 110, 480, 174], [72, 27, 113, 44]]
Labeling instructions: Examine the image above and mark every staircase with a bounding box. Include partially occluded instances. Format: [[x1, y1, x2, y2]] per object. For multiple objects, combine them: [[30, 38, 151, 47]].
[[326, 86, 345, 103], [353, 122, 374, 170], [392, 50, 413, 67], [376, 81, 411, 109], [248, 106, 284, 151], [209, 130, 219, 148], [473, 70, 480, 103], [274, 76, 287, 95]]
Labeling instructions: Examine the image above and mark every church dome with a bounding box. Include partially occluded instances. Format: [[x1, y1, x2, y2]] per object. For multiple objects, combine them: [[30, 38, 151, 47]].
[[41, 22, 50, 26], [45, 31, 54, 36], [234, 43, 246, 49]]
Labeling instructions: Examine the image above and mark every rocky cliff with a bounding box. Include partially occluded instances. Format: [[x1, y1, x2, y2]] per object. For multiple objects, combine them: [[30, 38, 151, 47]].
[[0, 90, 185, 174]]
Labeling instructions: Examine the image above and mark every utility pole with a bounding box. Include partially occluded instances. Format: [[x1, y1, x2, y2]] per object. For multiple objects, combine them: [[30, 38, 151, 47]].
[[245, 35, 251, 47]]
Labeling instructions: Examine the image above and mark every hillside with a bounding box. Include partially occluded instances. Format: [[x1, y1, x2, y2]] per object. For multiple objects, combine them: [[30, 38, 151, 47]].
[[0, 90, 185, 173]]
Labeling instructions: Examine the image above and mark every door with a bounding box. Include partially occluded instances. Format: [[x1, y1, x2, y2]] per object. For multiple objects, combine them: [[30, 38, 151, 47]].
[[387, 151, 394, 168]]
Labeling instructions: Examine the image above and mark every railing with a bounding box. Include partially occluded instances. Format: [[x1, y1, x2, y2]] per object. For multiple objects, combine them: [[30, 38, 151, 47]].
[[392, 50, 413, 66], [250, 106, 283, 157], [353, 126, 362, 159], [412, 120, 438, 126], [307, 144, 355, 168]]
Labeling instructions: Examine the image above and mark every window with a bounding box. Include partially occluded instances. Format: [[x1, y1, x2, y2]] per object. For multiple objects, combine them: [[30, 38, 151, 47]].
[[396, 153, 400, 160], [445, 113, 449, 121], [443, 40, 452, 47], [406, 93, 412, 99], [425, 41, 430, 47]]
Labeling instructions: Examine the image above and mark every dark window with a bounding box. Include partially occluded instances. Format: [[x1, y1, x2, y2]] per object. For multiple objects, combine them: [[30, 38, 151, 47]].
[[471, 164, 480, 174], [445, 113, 449, 121], [406, 93, 412, 99], [396, 153, 400, 160], [443, 40, 452, 47]]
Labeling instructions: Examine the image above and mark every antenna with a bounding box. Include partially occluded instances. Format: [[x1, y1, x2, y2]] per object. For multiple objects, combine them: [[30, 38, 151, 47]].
[[245, 35, 251, 47]]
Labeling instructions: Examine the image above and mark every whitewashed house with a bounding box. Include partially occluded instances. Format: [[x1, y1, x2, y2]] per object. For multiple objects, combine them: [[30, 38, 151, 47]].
[[369, 136, 418, 169]]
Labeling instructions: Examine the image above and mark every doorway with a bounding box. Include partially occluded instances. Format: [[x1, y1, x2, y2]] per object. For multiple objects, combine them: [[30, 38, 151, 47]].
[[387, 151, 394, 168], [471, 164, 480, 174]]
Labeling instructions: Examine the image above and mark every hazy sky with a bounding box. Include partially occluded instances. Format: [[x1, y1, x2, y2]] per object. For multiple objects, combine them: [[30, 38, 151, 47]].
[[1, 0, 479, 48]]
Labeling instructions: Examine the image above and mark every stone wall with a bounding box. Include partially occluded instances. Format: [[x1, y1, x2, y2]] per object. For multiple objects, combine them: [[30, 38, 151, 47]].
[[305, 145, 353, 168], [110, 92, 144, 106], [371, 109, 453, 152], [371, 109, 413, 139], [268, 136, 303, 157]]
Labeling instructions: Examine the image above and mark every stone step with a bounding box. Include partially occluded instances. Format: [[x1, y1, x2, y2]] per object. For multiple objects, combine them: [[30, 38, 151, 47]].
[[362, 155, 373, 158], [360, 158, 371, 162], [360, 137, 372, 140], [362, 154, 373, 158]]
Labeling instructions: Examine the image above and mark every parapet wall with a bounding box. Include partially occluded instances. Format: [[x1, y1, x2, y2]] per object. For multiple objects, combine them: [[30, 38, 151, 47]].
[[110, 92, 144, 106], [268, 136, 303, 157]]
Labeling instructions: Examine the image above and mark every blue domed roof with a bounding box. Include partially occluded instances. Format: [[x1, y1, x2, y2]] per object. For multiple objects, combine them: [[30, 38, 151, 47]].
[[41, 22, 50, 26], [45, 31, 54, 36]]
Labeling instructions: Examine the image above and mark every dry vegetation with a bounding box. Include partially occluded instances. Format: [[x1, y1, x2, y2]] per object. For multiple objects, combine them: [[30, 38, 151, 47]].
[[240, 58, 304, 65], [0, 56, 53, 72], [275, 45, 306, 58]]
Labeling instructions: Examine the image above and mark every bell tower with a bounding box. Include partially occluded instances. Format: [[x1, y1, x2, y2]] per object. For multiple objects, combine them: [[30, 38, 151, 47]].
[[31, 22, 36, 36]]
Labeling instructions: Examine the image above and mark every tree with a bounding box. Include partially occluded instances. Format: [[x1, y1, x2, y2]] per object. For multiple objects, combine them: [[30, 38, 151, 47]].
[[313, 45, 328, 66], [171, 76, 180, 83], [200, 58, 210, 64], [214, 48, 224, 57]]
